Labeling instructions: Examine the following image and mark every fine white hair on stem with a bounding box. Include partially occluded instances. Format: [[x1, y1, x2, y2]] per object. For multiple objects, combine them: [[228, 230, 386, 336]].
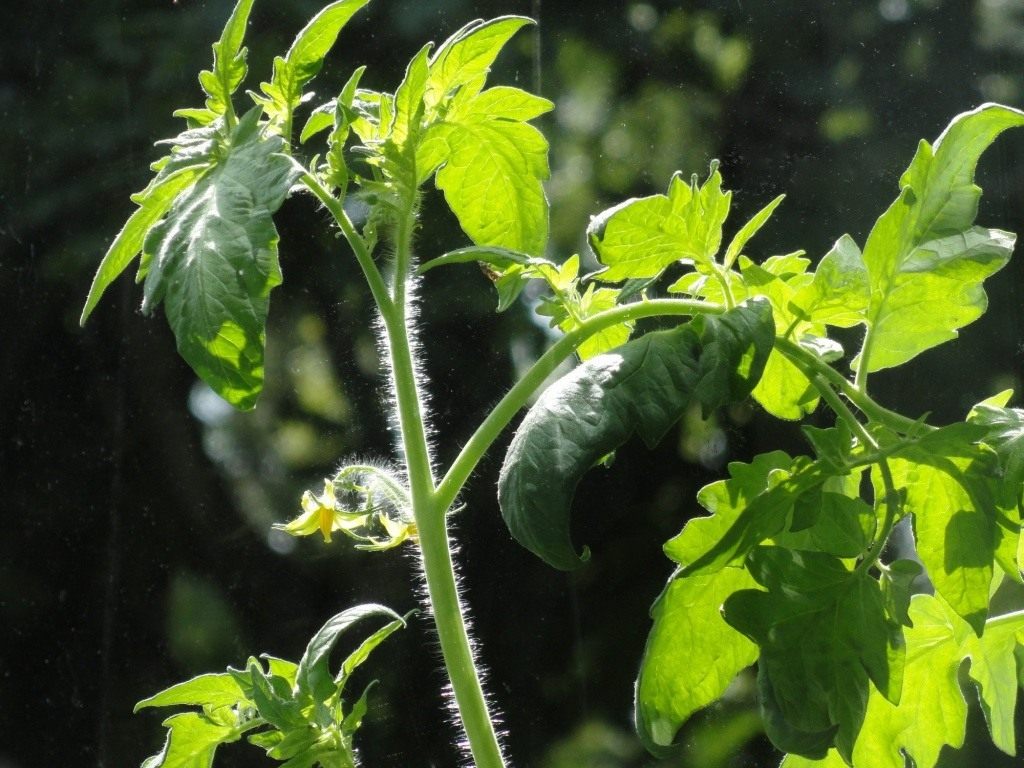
[[403, 514, 510, 766]]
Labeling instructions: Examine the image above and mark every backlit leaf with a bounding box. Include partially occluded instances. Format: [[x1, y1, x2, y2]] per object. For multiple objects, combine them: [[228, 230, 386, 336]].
[[296, 603, 404, 704], [724, 547, 904, 761], [856, 104, 1024, 374], [635, 567, 759, 751], [851, 594, 1024, 767], [588, 165, 732, 281], [140, 109, 301, 410]]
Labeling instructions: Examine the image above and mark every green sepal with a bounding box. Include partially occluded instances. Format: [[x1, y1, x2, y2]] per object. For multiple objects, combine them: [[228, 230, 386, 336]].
[[498, 301, 774, 570]]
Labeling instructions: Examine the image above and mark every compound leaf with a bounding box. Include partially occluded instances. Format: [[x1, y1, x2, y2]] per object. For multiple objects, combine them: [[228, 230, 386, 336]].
[[140, 109, 301, 410], [635, 567, 759, 751], [856, 103, 1024, 374], [499, 302, 773, 570], [256, 0, 370, 136], [191, 0, 256, 123]]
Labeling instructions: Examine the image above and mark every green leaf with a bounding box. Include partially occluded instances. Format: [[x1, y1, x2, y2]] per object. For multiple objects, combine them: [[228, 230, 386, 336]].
[[739, 254, 821, 420], [134, 673, 247, 713], [80, 167, 207, 324], [556, 284, 632, 361], [295, 603, 404, 705], [391, 43, 432, 148], [635, 567, 759, 751], [671, 454, 830, 576], [722, 194, 785, 267], [193, 0, 256, 123], [255, 0, 370, 136], [879, 559, 923, 627], [588, 164, 732, 282], [424, 16, 534, 112], [144, 712, 249, 768], [970, 400, 1024, 486], [336, 613, 410, 694], [778, 750, 848, 768], [775, 491, 875, 558], [498, 302, 774, 570], [851, 594, 1024, 767], [140, 109, 301, 410], [262, 655, 299, 688], [723, 547, 904, 761], [789, 234, 869, 328], [885, 424, 1003, 633], [856, 103, 1024, 375], [421, 111, 550, 256]]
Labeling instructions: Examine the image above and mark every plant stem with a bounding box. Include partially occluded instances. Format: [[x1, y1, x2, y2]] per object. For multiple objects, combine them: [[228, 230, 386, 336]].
[[809, 375, 900, 574], [435, 297, 721, 512], [387, 195, 507, 767], [774, 336, 928, 434]]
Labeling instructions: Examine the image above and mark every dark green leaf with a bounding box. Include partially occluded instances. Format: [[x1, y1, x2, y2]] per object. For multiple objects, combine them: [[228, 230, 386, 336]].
[[723, 547, 904, 761], [635, 567, 759, 751], [140, 109, 302, 410], [499, 303, 774, 570]]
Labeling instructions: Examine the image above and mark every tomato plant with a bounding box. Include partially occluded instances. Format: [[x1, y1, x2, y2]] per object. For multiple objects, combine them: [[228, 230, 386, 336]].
[[82, 0, 1024, 765]]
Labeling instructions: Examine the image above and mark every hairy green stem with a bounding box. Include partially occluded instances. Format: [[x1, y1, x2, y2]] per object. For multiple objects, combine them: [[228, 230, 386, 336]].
[[306, 167, 505, 765], [390, 196, 506, 768], [435, 298, 721, 512], [300, 172, 393, 315]]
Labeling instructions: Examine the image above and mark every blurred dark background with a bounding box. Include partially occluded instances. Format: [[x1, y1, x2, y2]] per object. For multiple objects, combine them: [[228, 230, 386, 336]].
[[4, 0, 1024, 766]]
